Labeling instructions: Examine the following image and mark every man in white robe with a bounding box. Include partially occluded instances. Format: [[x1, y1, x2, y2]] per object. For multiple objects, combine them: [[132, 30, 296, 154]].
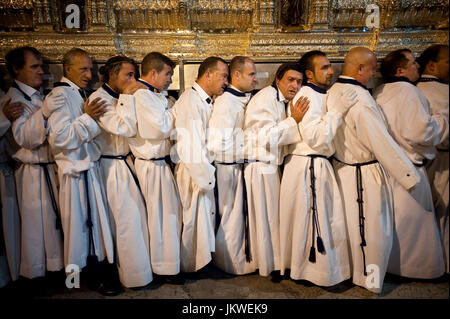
[[243, 63, 309, 279], [89, 55, 152, 288], [374, 49, 449, 279], [416, 44, 449, 273], [280, 51, 356, 286], [327, 47, 420, 293], [207, 56, 258, 275], [42, 48, 119, 295], [5, 47, 64, 282], [129, 52, 183, 283], [0, 96, 23, 288], [173, 57, 229, 273]]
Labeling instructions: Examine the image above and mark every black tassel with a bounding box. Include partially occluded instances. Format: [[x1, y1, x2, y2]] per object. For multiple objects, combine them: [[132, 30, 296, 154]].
[[317, 236, 325, 254], [308, 246, 316, 263], [55, 218, 62, 230]]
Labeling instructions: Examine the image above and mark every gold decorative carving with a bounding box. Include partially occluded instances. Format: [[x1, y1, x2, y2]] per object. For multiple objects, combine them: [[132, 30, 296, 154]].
[[0, 0, 448, 63]]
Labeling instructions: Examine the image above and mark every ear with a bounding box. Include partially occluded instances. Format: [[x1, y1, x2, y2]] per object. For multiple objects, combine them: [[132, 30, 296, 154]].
[[428, 61, 436, 73], [305, 69, 314, 81], [395, 66, 404, 77]]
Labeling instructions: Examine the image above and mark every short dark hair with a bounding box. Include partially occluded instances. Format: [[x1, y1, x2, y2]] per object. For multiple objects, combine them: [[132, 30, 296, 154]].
[[229, 56, 252, 76], [298, 50, 326, 79], [62, 48, 89, 76], [141, 52, 176, 76], [99, 55, 139, 83], [417, 44, 449, 75], [5, 46, 42, 79], [380, 49, 411, 80], [273, 63, 304, 85], [197, 56, 228, 79]]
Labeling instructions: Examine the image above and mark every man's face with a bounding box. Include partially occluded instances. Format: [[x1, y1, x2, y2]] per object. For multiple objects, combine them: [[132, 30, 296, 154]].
[[153, 63, 174, 92], [359, 54, 377, 86], [237, 60, 258, 92], [276, 69, 303, 101], [15, 51, 44, 90], [65, 54, 93, 89], [435, 47, 449, 84], [209, 61, 229, 96], [112, 62, 136, 93], [309, 55, 333, 88], [398, 51, 420, 82]]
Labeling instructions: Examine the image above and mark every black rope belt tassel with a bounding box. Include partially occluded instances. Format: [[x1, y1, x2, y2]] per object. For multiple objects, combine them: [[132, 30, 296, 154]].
[[333, 157, 378, 276], [214, 161, 252, 263], [307, 155, 328, 263], [0, 194, 5, 256], [82, 170, 98, 264], [38, 162, 64, 239]]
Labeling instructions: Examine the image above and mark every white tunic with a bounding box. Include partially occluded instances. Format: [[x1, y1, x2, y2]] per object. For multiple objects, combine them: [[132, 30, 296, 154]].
[[280, 82, 350, 286], [129, 79, 182, 275], [417, 76, 449, 273], [10, 80, 64, 278], [328, 76, 419, 293], [374, 78, 448, 279], [44, 76, 114, 270], [243, 84, 300, 276], [89, 85, 152, 287], [0, 98, 20, 287], [173, 82, 216, 272], [207, 86, 257, 275]]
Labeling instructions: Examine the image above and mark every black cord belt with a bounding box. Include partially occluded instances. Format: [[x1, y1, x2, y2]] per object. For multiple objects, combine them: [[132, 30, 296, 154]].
[[0, 192, 5, 256], [82, 170, 98, 264], [332, 157, 378, 276], [437, 148, 449, 153], [137, 155, 174, 173], [102, 152, 142, 192], [213, 161, 252, 262], [305, 154, 329, 263], [36, 162, 64, 239]]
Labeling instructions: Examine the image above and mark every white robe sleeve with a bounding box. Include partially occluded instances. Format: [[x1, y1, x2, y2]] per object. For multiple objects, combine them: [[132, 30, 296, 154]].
[[400, 90, 449, 148], [245, 93, 300, 150], [297, 90, 341, 152], [135, 90, 174, 140], [47, 93, 101, 150], [176, 95, 215, 192], [11, 108, 47, 150], [97, 94, 137, 138], [354, 104, 420, 190], [0, 99, 11, 136], [207, 97, 242, 162]]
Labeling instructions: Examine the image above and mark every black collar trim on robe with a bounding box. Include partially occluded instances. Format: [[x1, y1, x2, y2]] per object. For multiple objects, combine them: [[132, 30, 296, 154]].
[[138, 79, 160, 93], [102, 83, 119, 99], [54, 81, 87, 99], [336, 77, 369, 91], [192, 86, 211, 104], [53, 81, 71, 88], [384, 76, 416, 86], [11, 81, 32, 101], [416, 77, 447, 84], [271, 83, 289, 110], [271, 82, 284, 102], [303, 82, 327, 94], [225, 86, 247, 97]]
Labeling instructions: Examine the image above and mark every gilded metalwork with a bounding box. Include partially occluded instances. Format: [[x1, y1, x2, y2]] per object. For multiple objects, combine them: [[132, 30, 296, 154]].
[[0, 0, 448, 63]]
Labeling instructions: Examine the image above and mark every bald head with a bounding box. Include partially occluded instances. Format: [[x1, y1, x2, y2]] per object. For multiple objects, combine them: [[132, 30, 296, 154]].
[[343, 47, 377, 86]]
